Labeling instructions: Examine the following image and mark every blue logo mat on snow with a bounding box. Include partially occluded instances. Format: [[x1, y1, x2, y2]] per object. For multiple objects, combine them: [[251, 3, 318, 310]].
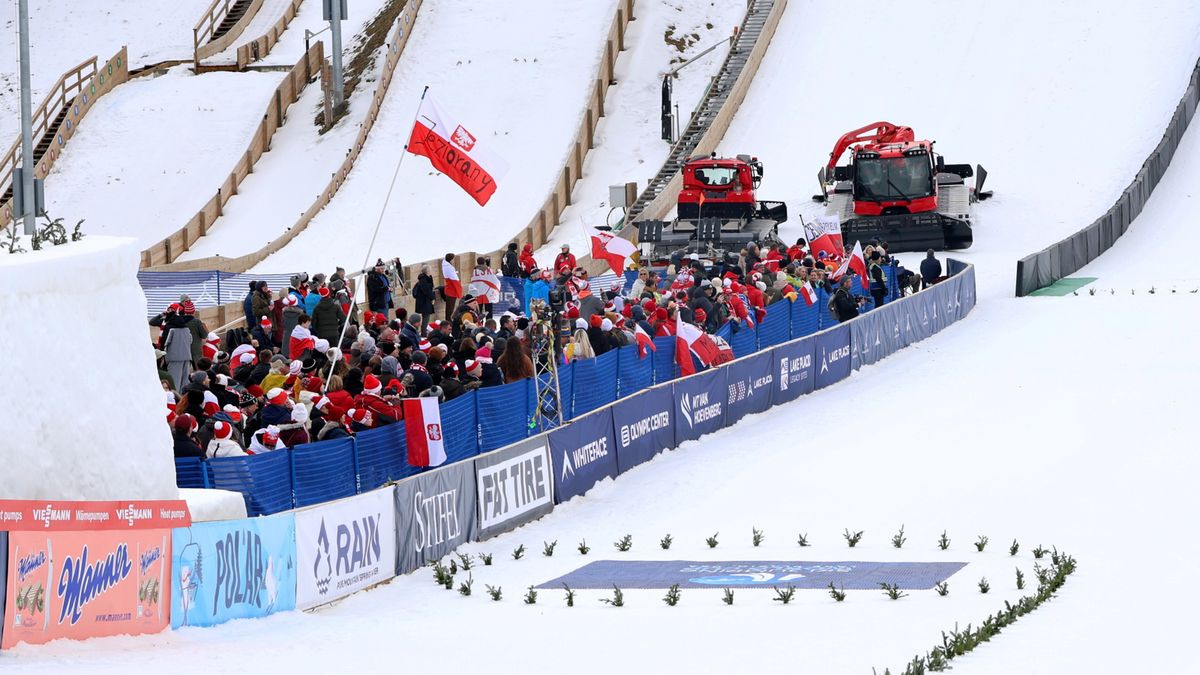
[[538, 560, 967, 590]]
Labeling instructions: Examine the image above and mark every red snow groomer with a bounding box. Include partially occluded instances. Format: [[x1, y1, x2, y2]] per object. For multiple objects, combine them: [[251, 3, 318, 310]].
[[813, 122, 990, 251], [637, 153, 787, 267]]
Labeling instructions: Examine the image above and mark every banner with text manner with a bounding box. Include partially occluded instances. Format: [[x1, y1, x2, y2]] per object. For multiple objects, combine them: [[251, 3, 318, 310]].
[[3, 529, 171, 648], [673, 366, 728, 446], [170, 513, 296, 629], [610, 385, 675, 474], [474, 436, 554, 540], [294, 488, 396, 610], [394, 463, 478, 575], [549, 407, 619, 504]]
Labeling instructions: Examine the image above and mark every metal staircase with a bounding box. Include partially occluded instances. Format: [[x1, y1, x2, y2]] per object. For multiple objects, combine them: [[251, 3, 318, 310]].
[[619, 0, 777, 229]]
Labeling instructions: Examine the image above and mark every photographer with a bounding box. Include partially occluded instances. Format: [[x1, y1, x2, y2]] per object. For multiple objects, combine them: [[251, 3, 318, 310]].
[[832, 275, 866, 323]]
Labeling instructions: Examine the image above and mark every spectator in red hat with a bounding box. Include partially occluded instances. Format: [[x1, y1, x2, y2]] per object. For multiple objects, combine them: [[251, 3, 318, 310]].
[[353, 374, 402, 427], [251, 316, 275, 350], [313, 397, 352, 440], [248, 425, 287, 454], [172, 413, 204, 458], [206, 421, 246, 458], [311, 285, 345, 346]]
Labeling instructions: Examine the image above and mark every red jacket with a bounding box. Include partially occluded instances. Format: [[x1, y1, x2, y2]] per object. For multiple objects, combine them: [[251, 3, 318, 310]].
[[787, 245, 806, 262], [519, 244, 537, 275], [554, 252, 577, 273], [353, 393, 403, 427], [325, 390, 356, 421]]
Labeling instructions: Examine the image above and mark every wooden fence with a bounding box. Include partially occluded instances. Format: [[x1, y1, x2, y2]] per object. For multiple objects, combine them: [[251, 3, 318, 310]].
[[236, 0, 306, 69], [193, 0, 266, 64]]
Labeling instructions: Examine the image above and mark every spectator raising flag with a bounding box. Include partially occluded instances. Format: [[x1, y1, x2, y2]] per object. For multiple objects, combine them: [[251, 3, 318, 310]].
[[804, 216, 844, 261], [832, 240, 869, 290], [676, 320, 720, 376], [406, 91, 510, 206], [588, 227, 638, 275], [403, 397, 447, 467], [634, 322, 656, 359]]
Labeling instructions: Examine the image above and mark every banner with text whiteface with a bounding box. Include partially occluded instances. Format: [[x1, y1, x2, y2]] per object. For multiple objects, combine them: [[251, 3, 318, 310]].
[[610, 385, 674, 474], [474, 435, 554, 540], [294, 488, 397, 610], [672, 366, 728, 446], [394, 461, 478, 574], [548, 407, 618, 504]]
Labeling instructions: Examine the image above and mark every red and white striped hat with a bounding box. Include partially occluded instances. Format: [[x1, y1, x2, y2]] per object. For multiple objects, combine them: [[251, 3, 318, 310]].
[[213, 421, 233, 440]]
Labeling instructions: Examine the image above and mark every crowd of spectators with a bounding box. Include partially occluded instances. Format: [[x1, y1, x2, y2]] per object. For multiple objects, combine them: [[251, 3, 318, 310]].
[[158, 237, 941, 461]]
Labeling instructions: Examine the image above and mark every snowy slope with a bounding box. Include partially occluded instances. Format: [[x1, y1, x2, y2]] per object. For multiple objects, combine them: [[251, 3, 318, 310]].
[[718, 0, 1200, 299], [39, 67, 285, 250], [0, 0, 213, 142], [250, 0, 620, 275], [206, 0, 301, 65], [532, 0, 747, 265]]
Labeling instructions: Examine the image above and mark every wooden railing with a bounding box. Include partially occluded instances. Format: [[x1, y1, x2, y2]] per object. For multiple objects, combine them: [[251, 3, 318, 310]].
[[139, 42, 324, 268], [236, 0, 306, 69], [0, 47, 128, 228], [193, 0, 266, 64]]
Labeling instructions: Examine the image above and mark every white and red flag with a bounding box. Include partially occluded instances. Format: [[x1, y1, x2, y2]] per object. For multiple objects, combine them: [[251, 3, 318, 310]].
[[675, 320, 720, 377], [407, 93, 509, 206], [403, 397, 447, 467], [468, 268, 501, 303], [799, 282, 817, 307], [832, 240, 869, 290], [804, 215, 845, 261], [441, 258, 462, 299], [588, 227, 637, 275], [633, 322, 656, 359]]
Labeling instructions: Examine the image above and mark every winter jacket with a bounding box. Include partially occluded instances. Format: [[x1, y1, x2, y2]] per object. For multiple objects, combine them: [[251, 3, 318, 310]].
[[518, 244, 536, 277], [554, 252, 577, 273], [579, 294, 605, 321], [250, 325, 275, 351], [164, 325, 194, 364], [524, 278, 550, 310], [173, 433, 205, 459], [586, 326, 610, 356], [243, 286, 257, 325], [251, 290, 273, 325], [479, 363, 504, 388], [282, 305, 304, 347], [316, 421, 351, 441], [354, 392, 403, 426], [311, 295, 346, 344], [404, 366, 433, 395], [206, 438, 247, 458], [261, 403, 292, 426], [833, 288, 860, 322], [366, 271, 391, 313], [414, 273, 436, 315], [920, 256, 942, 285], [324, 390, 356, 419], [501, 247, 520, 277], [303, 292, 321, 317], [400, 323, 421, 347], [182, 315, 207, 363], [248, 429, 288, 454]]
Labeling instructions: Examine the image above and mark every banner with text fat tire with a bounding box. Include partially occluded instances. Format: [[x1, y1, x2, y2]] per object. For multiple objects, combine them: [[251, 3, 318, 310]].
[[294, 488, 397, 610], [474, 435, 553, 540], [548, 407, 618, 504], [610, 386, 675, 474], [394, 461, 478, 574]]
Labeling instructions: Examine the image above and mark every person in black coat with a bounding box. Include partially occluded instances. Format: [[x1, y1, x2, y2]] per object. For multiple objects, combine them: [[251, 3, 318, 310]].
[[243, 281, 257, 326], [920, 249, 943, 288], [172, 414, 205, 458], [501, 242, 520, 278], [832, 275, 864, 323], [365, 259, 392, 314], [413, 266, 436, 331]]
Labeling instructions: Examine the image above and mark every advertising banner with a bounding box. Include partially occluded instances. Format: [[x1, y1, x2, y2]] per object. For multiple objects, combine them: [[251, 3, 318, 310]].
[[3, 529, 170, 648], [394, 461, 478, 575], [0, 531, 6, 646], [548, 407, 618, 504], [724, 351, 775, 425], [494, 276, 525, 315], [0, 500, 191, 531], [672, 366, 728, 446], [851, 304, 901, 370], [900, 294, 933, 348], [772, 336, 816, 405], [610, 386, 674, 474], [170, 513, 296, 629], [814, 324, 852, 390], [295, 487, 397, 610], [475, 435, 553, 540]]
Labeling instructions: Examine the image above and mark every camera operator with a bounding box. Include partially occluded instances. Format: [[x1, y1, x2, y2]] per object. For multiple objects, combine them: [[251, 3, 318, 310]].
[[832, 275, 867, 323]]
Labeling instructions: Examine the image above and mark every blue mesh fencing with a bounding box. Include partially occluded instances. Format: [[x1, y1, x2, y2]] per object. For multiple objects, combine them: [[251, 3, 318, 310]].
[[556, 363, 575, 421], [729, 322, 757, 358], [817, 288, 837, 330], [478, 380, 530, 452], [440, 390, 480, 462], [792, 297, 820, 337], [174, 457, 208, 489], [291, 438, 357, 507], [651, 335, 677, 384], [573, 351, 618, 416], [206, 451, 293, 516], [617, 345, 652, 398], [758, 301, 790, 349], [355, 424, 415, 490]]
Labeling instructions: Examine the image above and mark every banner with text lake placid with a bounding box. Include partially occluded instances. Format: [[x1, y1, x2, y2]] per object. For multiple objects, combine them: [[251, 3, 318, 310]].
[[294, 488, 397, 610], [610, 385, 675, 474], [474, 435, 554, 540], [394, 461, 478, 575], [549, 407, 618, 504], [772, 335, 817, 404], [3, 529, 171, 649], [814, 324, 852, 390], [672, 366, 728, 446], [170, 513, 296, 629], [724, 351, 775, 425]]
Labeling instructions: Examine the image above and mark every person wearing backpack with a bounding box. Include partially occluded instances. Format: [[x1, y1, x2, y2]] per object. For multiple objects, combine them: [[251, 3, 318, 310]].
[[831, 275, 864, 323]]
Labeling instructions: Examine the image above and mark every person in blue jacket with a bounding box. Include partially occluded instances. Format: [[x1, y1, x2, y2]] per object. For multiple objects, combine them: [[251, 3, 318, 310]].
[[524, 268, 551, 310]]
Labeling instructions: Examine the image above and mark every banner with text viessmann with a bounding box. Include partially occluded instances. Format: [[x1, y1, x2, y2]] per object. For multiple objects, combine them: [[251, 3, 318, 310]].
[[294, 487, 396, 611], [474, 435, 554, 540], [394, 461, 478, 575], [549, 407, 618, 504], [610, 385, 674, 474], [672, 366, 728, 446]]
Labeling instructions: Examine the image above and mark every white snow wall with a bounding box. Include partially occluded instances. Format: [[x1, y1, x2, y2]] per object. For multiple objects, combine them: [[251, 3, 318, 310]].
[[0, 237, 176, 499]]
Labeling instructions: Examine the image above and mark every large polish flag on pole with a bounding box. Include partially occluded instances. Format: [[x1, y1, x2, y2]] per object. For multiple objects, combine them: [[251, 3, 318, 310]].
[[675, 320, 721, 377], [403, 398, 447, 467], [588, 227, 638, 275], [407, 92, 509, 206]]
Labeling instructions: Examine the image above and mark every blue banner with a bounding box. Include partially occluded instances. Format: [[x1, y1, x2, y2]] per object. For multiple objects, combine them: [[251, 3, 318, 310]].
[[548, 407, 618, 504], [724, 351, 775, 425], [814, 324, 852, 390], [851, 302, 901, 370], [672, 366, 728, 445], [610, 385, 675, 474], [494, 276, 526, 315], [771, 335, 816, 404], [170, 513, 297, 628]]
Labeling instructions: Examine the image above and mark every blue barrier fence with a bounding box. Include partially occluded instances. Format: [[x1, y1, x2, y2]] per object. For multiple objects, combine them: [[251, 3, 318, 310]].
[[139, 271, 297, 318], [175, 267, 911, 516]]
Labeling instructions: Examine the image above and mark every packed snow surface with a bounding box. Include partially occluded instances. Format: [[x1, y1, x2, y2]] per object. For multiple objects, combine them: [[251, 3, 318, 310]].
[[251, 0, 620, 275], [0, 0, 213, 141], [0, 237, 176, 501]]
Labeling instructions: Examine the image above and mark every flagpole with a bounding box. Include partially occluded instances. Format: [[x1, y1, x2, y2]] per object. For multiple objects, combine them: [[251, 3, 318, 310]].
[[322, 85, 431, 394]]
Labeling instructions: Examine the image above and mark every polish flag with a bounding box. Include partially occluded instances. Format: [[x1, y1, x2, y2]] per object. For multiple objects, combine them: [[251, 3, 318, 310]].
[[441, 259, 462, 299], [407, 93, 509, 206], [468, 268, 501, 303], [634, 323, 656, 359], [676, 320, 720, 377], [799, 282, 817, 307], [804, 215, 844, 261], [589, 227, 637, 275], [832, 240, 869, 290], [289, 324, 316, 359], [403, 397, 447, 467]]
